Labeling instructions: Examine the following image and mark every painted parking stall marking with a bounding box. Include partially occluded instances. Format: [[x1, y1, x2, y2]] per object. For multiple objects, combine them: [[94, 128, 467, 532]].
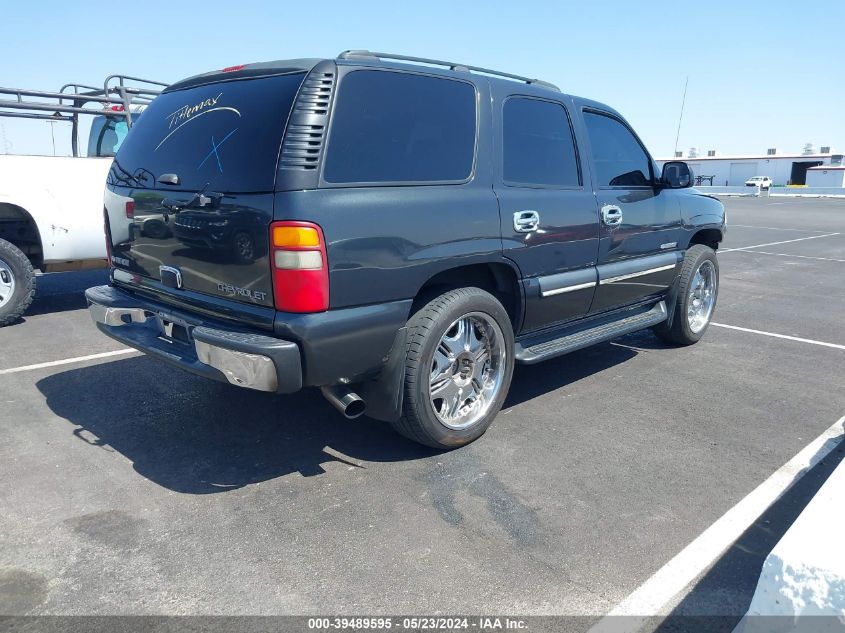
[[728, 225, 832, 233], [711, 323, 845, 352], [719, 232, 840, 253], [726, 250, 845, 264], [588, 414, 845, 632], [0, 349, 137, 375]]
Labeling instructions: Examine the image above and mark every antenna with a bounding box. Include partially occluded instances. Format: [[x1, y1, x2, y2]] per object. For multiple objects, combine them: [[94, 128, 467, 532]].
[[673, 76, 689, 157]]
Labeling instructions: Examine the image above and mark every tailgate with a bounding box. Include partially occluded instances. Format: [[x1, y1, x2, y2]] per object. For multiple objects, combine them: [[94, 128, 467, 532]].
[[106, 186, 275, 308]]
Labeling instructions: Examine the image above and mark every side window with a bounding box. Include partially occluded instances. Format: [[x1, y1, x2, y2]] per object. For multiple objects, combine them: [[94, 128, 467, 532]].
[[502, 97, 580, 187], [583, 111, 652, 187], [323, 70, 476, 184]]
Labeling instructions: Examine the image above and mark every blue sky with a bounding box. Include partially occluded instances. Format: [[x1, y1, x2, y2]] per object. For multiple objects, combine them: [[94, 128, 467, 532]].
[[1, 0, 842, 157]]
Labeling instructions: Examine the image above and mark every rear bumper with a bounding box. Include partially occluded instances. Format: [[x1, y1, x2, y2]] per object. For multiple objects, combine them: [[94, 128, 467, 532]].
[[85, 284, 302, 393]]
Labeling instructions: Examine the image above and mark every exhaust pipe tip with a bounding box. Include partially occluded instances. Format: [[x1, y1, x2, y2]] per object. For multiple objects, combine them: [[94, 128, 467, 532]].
[[321, 385, 366, 419]]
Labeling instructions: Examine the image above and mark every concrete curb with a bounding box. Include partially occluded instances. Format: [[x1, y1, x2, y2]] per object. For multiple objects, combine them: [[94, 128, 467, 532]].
[[768, 187, 845, 197], [695, 186, 760, 197], [769, 194, 845, 199], [694, 186, 845, 198], [734, 456, 845, 632]]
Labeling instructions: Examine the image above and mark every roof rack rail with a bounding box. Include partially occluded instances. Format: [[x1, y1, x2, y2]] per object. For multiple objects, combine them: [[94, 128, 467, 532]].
[[0, 74, 167, 156], [337, 50, 560, 91]]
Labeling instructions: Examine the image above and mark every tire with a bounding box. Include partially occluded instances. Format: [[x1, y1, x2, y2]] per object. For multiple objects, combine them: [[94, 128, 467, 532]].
[[390, 287, 515, 449], [0, 238, 36, 327], [232, 231, 255, 264], [653, 244, 718, 346], [141, 219, 170, 239]]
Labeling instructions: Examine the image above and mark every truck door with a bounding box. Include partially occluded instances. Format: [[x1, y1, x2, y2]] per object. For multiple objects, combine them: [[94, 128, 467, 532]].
[[579, 107, 682, 315], [493, 90, 600, 333]]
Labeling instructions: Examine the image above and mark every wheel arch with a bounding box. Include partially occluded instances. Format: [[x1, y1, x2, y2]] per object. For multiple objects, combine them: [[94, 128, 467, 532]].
[[410, 260, 523, 333], [687, 227, 723, 251], [0, 202, 44, 268]]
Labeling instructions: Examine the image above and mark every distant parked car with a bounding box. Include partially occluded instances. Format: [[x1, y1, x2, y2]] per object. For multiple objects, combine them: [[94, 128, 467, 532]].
[[746, 176, 773, 189]]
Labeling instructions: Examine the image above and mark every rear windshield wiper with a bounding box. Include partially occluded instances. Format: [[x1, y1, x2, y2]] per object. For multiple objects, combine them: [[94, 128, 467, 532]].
[[161, 183, 222, 213], [109, 161, 148, 188]]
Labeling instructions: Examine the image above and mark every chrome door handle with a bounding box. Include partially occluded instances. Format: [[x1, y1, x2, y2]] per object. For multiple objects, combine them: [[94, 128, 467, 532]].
[[600, 204, 623, 227], [513, 210, 540, 233]]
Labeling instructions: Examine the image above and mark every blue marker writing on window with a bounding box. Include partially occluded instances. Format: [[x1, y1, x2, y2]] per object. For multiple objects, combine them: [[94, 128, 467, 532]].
[[198, 128, 238, 173]]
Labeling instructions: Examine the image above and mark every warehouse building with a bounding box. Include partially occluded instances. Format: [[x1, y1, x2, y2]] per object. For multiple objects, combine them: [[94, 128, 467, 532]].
[[657, 145, 843, 186]]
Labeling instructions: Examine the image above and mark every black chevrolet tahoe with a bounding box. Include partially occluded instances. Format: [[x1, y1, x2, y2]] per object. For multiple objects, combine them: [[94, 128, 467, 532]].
[[88, 51, 726, 449]]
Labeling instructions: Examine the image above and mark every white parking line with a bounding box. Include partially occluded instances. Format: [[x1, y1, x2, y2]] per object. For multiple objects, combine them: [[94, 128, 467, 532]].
[[720, 232, 840, 253], [587, 413, 845, 632], [726, 250, 845, 264], [729, 225, 830, 233], [711, 323, 845, 351], [0, 349, 138, 375]]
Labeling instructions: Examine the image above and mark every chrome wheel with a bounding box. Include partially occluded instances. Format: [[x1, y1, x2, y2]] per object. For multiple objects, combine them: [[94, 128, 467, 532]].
[[429, 312, 507, 430], [687, 260, 716, 333], [0, 257, 15, 308]]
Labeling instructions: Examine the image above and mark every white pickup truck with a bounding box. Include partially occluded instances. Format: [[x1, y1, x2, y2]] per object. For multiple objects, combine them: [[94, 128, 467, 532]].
[[0, 76, 165, 325]]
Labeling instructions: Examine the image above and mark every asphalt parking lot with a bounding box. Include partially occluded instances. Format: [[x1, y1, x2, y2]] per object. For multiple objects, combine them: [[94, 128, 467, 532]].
[[2, 196, 844, 628]]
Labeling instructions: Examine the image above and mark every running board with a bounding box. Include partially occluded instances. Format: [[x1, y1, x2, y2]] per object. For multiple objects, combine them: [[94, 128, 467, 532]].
[[515, 301, 668, 364]]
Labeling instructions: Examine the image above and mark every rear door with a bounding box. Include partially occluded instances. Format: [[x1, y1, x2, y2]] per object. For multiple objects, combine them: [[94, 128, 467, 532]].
[[579, 107, 682, 315], [105, 72, 306, 317], [493, 89, 600, 333]]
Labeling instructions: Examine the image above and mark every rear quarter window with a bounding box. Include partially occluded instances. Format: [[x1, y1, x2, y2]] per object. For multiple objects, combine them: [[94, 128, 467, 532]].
[[112, 73, 305, 192], [323, 70, 476, 184]]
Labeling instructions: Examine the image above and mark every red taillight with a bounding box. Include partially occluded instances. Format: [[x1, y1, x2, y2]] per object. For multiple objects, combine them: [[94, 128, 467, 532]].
[[221, 64, 246, 73], [125, 201, 135, 219], [103, 206, 113, 263], [269, 221, 329, 313], [109, 105, 125, 112]]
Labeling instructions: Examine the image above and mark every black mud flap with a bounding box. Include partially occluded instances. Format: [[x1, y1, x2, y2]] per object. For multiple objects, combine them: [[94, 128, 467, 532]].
[[360, 327, 408, 422], [664, 270, 682, 329]]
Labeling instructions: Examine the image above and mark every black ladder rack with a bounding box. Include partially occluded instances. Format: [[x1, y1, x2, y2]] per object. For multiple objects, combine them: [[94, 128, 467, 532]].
[[337, 50, 560, 91]]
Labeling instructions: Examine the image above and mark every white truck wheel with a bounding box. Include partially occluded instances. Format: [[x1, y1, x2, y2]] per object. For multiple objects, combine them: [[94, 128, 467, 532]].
[[0, 238, 36, 326]]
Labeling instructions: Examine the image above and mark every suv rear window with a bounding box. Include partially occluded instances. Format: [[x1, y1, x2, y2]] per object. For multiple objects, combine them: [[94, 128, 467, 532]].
[[323, 70, 476, 184], [111, 73, 305, 192]]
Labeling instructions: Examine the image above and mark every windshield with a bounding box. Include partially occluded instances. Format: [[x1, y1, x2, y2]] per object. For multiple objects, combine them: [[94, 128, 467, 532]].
[[110, 72, 305, 192]]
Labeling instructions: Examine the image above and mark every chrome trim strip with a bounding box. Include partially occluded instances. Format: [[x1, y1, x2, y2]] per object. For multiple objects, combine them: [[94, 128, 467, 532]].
[[599, 263, 677, 285], [660, 242, 678, 250], [541, 281, 597, 297]]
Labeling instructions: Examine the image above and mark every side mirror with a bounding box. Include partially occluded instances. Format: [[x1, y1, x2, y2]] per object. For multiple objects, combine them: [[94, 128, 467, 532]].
[[661, 161, 693, 188]]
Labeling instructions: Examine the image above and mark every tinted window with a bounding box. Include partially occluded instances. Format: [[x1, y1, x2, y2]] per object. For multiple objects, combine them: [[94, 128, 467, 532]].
[[88, 115, 132, 157], [503, 98, 579, 187], [324, 71, 476, 183], [111, 73, 305, 192], [583, 111, 652, 187]]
